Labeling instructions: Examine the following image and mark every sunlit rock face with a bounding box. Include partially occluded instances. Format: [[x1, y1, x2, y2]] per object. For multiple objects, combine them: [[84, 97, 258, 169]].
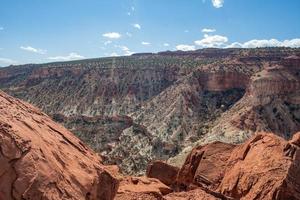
[[0, 90, 119, 200]]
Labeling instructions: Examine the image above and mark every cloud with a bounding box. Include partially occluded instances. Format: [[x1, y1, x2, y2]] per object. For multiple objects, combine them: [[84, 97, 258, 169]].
[[0, 27, 3, 31], [202, 28, 216, 33], [141, 41, 151, 45], [126, 32, 132, 37], [104, 40, 112, 45], [102, 32, 121, 39], [163, 43, 170, 47], [115, 45, 135, 56], [225, 42, 243, 48], [20, 46, 47, 54], [110, 52, 119, 57], [47, 52, 85, 61], [225, 38, 300, 48], [132, 23, 141, 30], [184, 30, 189, 33], [195, 34, 228, 47], [176, 44, 196, 51], [212, 0, 224, 8], [0, 57, 18, 65]]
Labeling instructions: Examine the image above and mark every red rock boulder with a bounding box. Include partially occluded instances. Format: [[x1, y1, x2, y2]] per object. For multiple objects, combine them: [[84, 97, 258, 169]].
[[175, 133, 300, 199], [176, 141, 236, 190], [217, 133, 300, 200], [146, 160, 179, 187], [116, 176, 172, 199]]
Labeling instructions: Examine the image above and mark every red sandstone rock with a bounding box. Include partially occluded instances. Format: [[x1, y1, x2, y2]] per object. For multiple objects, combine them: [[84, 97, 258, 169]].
[[174, 132, 300, 200], [0, 90, 118, 200], [146, 160, 179, 186], [116, 176, 172, 199], [176, 142, 236, 190], [217, 133, 300, 200], [164, 188, 221, 200]]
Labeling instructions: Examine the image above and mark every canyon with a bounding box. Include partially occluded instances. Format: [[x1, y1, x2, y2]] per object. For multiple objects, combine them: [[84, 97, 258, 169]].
[[0, 48, 300, 175]]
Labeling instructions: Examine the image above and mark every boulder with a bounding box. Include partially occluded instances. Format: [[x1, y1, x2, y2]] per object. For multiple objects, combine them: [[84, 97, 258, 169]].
[[116, 176, 172, 199], [176, 142, 236, 190], [146, 160, 179, 186], [218, 133, 300, 200]]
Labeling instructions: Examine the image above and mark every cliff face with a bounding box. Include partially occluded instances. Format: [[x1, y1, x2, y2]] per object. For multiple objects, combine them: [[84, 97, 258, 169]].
[[0, 48, 300, 175], [0, 91, 118, 200], [190, 56, 300, 147]]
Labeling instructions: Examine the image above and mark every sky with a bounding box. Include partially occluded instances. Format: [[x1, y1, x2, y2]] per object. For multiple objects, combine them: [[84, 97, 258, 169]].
[[0, 0, 300, 66]]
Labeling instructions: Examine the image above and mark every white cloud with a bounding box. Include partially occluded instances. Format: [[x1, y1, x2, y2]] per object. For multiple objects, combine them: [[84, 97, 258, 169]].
[[110, 52, 119, 57], [133, 23, 141, 30], [102, 32, 122, 39], [163, 43, 170, 47], [20, 46, 47, 54], [225, 38, 300, 48], [225, 42, 243, 48], [126, 32, 132, 37], [131, 6, 135, 11], [47, 52, 85, 61], [176, 44, 196, 51], [0, 57, 18, 65], [0, 27, 3, 31], [141, 41, 151, 45], [115, 45, 135, 56], [184, 30, 189, 33], [104, 40, 112, 45], [212, 0, 224, 8], [127, 12, 131, 16], [195, 34, 228, 48], [202, 28, 216, 33]]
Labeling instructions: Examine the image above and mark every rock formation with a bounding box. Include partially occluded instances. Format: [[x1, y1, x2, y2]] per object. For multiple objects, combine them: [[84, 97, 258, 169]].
[[0, 90, 119, 200]]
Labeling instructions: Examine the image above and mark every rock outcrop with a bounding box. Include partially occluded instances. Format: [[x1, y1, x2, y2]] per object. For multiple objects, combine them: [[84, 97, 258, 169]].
[[217, 133, 300, 199], [169, 132, 300, 200], [0, 90, 119, 200]]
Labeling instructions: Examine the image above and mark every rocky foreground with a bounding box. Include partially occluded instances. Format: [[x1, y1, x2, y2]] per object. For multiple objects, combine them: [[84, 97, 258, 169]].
[[1, 90, 299, 199], [1, 48, 300, 175]]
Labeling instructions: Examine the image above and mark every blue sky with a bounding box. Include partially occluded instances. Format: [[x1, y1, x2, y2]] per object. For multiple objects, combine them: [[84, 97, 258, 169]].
[[0, 0, 300, 66]]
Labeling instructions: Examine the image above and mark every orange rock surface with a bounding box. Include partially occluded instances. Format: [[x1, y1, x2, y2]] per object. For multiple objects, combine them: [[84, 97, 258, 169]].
[[116, 176, 172, 199], [217, 133, 300, 199], [173, 133, 300, 200], [146, 160, 179, 187], [0, 90, 118, 200]]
